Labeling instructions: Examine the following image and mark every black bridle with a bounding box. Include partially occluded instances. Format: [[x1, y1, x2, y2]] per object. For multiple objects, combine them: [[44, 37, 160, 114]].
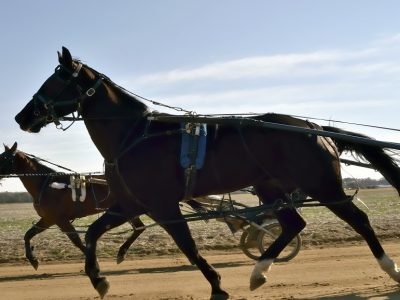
[[32, 62, 103, 130], [0, 150, 15, 175]]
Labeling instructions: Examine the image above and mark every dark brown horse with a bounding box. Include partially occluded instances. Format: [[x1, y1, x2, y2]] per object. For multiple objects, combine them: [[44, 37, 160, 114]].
[[0, 142, 145, 269], [15, 47, 400, 299]]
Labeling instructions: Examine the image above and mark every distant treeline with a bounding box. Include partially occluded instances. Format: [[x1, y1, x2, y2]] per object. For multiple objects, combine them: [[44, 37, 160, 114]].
[[342, 177, 389, 190], [0, 192, 33, 203], [0, 177, 391, 204]]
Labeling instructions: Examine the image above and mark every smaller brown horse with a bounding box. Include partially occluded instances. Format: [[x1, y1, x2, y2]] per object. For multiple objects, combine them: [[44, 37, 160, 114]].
[[0, 142, 145, 269]]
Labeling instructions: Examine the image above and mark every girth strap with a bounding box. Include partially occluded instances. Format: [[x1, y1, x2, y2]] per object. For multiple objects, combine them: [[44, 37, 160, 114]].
[[104, 159, 134, 199]]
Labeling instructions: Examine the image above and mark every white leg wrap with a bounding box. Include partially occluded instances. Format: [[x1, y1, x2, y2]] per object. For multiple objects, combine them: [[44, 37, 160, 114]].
[[378, 254, 400, 282], [250, 259, 273, 282]]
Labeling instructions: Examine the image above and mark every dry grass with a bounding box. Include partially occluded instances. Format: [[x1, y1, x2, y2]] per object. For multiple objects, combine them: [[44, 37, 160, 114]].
[[1, 188, 399, 265]]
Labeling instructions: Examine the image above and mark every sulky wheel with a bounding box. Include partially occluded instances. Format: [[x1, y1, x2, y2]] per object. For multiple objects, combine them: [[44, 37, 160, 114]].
[[257, 222, 302, 262], [239, 225, 263, 260]]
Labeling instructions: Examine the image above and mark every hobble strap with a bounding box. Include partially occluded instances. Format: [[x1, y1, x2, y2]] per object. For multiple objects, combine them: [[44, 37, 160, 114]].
[[70, 175, 87, 202]]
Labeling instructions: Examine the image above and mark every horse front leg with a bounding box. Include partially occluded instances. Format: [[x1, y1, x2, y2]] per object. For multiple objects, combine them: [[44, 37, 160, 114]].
[[250, 207, 306, 291], [154, 208, 229, 300], [24, 218, 53, 270], [116, 217, 145, 264], [84, 207, 128, 299]]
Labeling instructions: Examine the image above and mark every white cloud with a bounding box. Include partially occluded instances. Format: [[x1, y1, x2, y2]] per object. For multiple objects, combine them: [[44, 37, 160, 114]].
[[130, 47, 399, 88], [126, 33, 400, 129], [124, 33, 400, 105], [130, 52, 345, 86]]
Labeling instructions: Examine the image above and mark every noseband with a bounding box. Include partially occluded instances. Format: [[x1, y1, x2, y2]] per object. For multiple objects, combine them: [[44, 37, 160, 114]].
[[32, 62, 103, 129]]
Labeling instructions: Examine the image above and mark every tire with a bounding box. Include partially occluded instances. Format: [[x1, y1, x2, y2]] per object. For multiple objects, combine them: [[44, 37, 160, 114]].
[[257, 222, 302, 262]]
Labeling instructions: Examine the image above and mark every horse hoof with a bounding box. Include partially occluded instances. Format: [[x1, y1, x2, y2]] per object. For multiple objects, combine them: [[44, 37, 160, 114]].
[[250, 275, 266, 291], [29, 259, 39, 270], [116, 253, 125, 264], [210, 292, 229, 300], [95, 277, 110, 299], [116, 256, 124, 264]]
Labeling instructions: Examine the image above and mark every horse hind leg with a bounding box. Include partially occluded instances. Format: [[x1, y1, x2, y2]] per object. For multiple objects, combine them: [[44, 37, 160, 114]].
[[250, 206, 306, 291], [328, 200, 400, 283], [24, 218, 53, 270], [57, 219, 86, 253], [116, 217, 145, 264]]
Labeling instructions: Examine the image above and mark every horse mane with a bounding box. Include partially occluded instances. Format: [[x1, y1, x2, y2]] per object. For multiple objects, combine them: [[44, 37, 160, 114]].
[[17, 151, 57, 174], [76, 59, 149, 113]]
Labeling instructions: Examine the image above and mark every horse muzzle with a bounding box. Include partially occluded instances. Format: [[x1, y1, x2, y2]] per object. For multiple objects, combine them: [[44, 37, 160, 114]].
[[15, 113, 44, 133]]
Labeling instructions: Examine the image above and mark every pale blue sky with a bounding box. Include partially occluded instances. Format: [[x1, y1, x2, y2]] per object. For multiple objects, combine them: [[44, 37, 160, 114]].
[[1, 1, 400, 191]]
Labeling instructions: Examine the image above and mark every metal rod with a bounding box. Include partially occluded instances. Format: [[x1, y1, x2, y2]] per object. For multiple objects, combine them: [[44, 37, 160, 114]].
[[86, 178, 108, 185], [148, 115, 400, 150]]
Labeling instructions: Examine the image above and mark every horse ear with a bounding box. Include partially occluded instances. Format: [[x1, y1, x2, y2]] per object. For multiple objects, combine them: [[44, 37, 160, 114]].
[[58, 46, 73, 69], [10, 142, 17, 153], [3, 143, 9, 151]]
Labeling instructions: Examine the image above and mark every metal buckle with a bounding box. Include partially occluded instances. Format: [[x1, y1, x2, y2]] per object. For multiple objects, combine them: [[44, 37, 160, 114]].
[[86, 88, 95, 97]]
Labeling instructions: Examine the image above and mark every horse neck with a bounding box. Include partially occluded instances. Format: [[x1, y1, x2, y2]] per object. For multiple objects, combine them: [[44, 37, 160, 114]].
[[82, 83, 149, 162], [13, 153, 49, 198]]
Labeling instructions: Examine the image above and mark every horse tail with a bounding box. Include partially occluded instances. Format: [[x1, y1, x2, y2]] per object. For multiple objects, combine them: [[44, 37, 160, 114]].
[[322, 126, 400, 195]]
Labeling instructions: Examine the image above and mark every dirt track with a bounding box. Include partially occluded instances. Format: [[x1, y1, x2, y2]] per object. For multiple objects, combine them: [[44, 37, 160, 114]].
[[2, 242, 400, 300]]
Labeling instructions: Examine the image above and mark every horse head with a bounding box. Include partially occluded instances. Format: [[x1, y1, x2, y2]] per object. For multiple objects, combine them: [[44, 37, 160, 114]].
[[15, 47, 102, 132], [0, 142, 18, 176]]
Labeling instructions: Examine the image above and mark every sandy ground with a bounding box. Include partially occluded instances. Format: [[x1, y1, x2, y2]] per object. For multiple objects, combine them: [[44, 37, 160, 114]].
[[2, 189, 400, 299], [1, 242, 400, 300]]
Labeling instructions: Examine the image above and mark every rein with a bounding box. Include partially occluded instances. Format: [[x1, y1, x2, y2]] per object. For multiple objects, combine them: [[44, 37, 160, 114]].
[[23, 152, 76, 173], [0, 172, 104, 178], [0, 151, 103, 178], [39, 60, 400, 136]]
